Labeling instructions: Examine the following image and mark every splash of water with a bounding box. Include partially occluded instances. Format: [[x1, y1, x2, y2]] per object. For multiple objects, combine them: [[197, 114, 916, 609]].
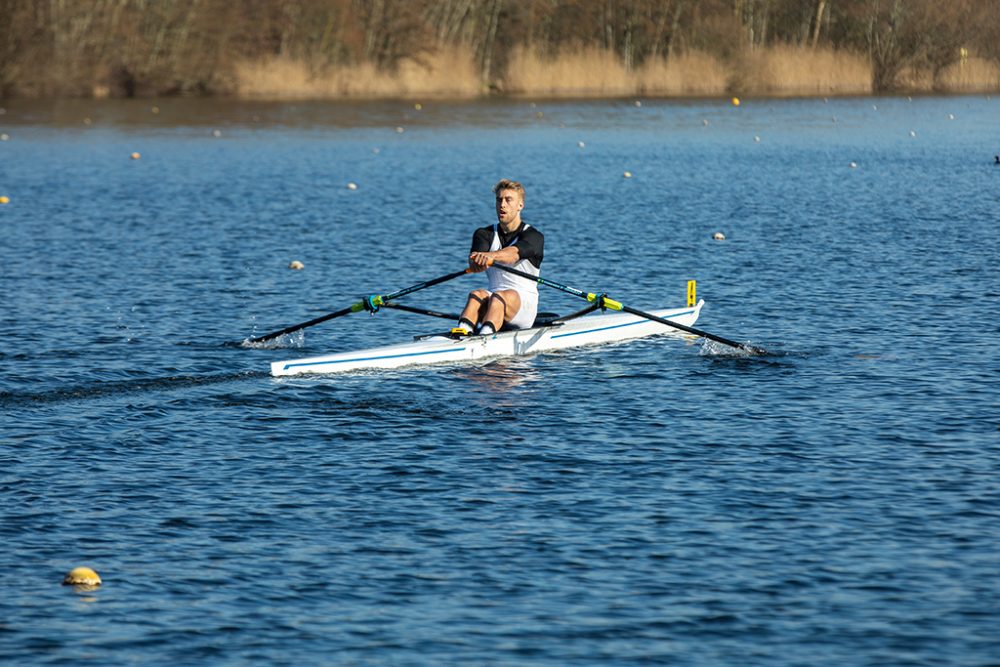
[[240, 330, 306, 350]]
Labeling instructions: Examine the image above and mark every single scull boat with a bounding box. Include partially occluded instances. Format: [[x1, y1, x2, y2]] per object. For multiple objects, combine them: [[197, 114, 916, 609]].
[[271, 300, 704, 377]]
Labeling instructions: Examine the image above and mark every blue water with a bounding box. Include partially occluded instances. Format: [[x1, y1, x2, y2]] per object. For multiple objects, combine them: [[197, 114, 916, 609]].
[[2, 96, 999, 666]]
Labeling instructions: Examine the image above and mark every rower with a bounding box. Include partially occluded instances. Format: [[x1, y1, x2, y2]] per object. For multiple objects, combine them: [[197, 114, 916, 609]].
[[455, 179, 545, 336]]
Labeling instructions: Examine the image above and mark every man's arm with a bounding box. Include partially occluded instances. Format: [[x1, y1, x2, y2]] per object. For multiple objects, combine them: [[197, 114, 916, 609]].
[[469, 245, 519, 271]]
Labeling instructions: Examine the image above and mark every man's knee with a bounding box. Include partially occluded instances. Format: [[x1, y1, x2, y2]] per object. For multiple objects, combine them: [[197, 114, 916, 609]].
[[494, 290, 521, 316], [468, 289, 489, 302]]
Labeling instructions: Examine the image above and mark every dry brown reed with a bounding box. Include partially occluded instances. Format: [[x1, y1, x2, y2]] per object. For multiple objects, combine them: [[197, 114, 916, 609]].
[[935, 57, 1000, 93], [231, 43, 998, 100], [234, 46, 481, 99], [502, 47, 728, 97], [733, 46, 872, 96]]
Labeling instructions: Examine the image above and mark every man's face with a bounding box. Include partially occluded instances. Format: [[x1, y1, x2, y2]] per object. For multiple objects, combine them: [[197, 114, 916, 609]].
[[495, 189, 524, 225]]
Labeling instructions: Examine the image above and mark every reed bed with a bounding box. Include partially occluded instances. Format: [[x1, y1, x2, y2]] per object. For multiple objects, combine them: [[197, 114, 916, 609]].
[[734, 46, 872, 96], [234, 47, 481, 99], [226, 45, 1000, 100]]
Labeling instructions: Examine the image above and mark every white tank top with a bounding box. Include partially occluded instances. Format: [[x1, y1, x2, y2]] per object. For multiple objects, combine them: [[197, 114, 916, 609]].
[[486, 223, 539, 295]]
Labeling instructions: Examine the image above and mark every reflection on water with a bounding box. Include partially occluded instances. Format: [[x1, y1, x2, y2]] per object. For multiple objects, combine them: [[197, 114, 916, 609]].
[[452, 357, 543, 400]]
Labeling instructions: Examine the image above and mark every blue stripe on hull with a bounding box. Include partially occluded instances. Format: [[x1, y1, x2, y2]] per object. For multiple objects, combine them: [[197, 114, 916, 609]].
[[281, 346, 467, 372], [550, 308, 696, 340]]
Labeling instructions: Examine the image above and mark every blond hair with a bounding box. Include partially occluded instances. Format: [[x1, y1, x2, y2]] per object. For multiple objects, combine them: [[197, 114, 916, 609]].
[[493, 179, 525, 203]]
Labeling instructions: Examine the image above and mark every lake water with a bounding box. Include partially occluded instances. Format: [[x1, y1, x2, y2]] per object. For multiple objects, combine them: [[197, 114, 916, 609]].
[[1, 95, 998, 666]]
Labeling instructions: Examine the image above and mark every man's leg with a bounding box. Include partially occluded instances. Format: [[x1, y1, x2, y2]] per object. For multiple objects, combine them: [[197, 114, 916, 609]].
[[458, 290, 489, 331], [480, 289, 522, 333]]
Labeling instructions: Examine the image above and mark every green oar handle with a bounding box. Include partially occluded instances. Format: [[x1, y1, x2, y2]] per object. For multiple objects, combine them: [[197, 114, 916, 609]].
[[488, 261, 766, 355], [246, 268, 470, 344]]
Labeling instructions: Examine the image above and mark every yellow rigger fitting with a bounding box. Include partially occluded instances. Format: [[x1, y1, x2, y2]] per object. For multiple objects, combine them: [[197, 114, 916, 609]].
[[586, 293, 623, 311], [687, 280, 697, 307]]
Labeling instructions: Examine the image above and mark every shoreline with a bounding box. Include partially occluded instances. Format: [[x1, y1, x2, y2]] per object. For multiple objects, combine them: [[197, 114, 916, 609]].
[[6, 48, 998, 103]]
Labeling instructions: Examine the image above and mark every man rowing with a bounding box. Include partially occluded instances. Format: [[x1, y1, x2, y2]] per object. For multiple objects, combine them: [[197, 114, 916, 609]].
[[455, 179, 544, 336]]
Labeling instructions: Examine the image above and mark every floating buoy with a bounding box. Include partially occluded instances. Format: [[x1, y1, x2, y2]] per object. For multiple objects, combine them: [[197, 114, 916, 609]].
[[948, 114, 955, 120], [535, 111, 544, 119], [712, 232, 726, 241], [754, 135, 761, 143], [702, 119, 709, 126], [130, 152, 141, 160], [395, 126, 404, 133], [577, 141, 585, 148], [288, 260, 304, 270], [0, 196, 9, 204], [414, 103, 422, 110], [0, 133, 9, 141], [731, 97, 741, 106], [634, 100, 642, 107], [63, 567, 101, 587], [372, 147, 380, 154], [84, 118, 92, 125], [346, 182, 358, 190], [151, 106, 159, 114], [909, 130, 916, 138], [212, 129, 222, 137], [623, 171, 632, 178], [850, 162, 858, 169], [873, 104, 878, 110]]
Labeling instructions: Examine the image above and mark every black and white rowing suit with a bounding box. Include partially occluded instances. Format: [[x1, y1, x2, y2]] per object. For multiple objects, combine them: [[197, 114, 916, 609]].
[[471, 222, 544, 329]]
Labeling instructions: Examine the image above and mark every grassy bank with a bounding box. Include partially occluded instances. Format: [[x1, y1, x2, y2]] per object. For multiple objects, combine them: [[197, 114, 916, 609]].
[[232, 45, 1000, 100]]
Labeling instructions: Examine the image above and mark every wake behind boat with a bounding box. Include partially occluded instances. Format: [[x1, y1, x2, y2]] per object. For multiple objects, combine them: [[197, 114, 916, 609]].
[[271, 301, 704, 377]]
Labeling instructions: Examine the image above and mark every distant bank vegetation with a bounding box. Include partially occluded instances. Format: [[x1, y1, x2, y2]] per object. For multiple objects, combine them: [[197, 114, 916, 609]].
[[2, 0, 998, 99]]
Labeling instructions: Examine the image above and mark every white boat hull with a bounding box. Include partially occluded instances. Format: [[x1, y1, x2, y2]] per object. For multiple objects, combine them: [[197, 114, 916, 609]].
[[271, 300, 704, 377]]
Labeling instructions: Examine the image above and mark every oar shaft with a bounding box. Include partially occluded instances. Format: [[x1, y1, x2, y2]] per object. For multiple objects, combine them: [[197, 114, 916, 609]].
[[247, 268, 469, 344], [618, 304, 760, 353], [247, 304, 360, 344], [384, 269, 470, 300], [488, 261, 765, 354]]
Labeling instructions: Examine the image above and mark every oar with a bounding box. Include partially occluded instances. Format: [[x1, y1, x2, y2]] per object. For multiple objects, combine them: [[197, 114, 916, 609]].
[[246, 268, 470, 344], [489, 262, 768, 355]]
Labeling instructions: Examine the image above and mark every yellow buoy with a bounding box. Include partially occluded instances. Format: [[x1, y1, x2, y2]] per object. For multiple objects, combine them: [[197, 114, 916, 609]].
[[414, 103, 422, 110], [130, 152, 141, 160], [289, 260, 304, 270], [731, 97, 741, 106], [63, 567, 102, 587], [0, 196, 9, 204]]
